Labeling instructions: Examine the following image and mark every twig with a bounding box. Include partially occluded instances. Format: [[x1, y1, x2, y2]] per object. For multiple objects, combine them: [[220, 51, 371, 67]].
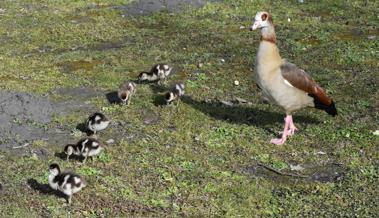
[[257, 162, 309, 178], [12, 143, 30, 149]]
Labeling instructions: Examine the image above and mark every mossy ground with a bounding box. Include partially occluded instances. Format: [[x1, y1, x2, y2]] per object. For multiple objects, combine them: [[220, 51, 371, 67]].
[[0, 0, 378, 217]]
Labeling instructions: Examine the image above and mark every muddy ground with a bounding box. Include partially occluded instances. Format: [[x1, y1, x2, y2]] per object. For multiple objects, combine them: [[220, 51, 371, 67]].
[[120, 0, 221, 16], [0, 88, 99, 154]]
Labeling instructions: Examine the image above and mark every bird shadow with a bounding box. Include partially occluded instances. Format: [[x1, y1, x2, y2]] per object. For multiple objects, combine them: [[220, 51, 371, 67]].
[[54, 152, 84, 162], [181, 96, 320, 135], [27, 178, 67, 200], [76, 122, 93, 136], [105, 91, 121, 104], [148, 83, 168, 93], [152, 93, 168, 107]]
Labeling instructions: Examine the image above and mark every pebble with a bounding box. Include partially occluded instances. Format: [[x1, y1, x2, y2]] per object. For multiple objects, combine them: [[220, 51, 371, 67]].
[[289, 164, 305, 171], [106, 139, 115, 144], [367, 35, 376, 40]]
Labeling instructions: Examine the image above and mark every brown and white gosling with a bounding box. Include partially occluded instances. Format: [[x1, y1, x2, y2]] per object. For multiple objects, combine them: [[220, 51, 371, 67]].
[[64, 138, 104, 163], [138, 64, 173, 84], [251, 11, 337, 145], [165, 83, 185, 105], [48, 163, 86, 205], [87, 112, 110, 136], [118, 81, 137, 105]]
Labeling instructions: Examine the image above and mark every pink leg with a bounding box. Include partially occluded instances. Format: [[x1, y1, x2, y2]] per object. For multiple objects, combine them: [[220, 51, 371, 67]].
[[270, 115, 291, 145], [287, 115, 298, 136]]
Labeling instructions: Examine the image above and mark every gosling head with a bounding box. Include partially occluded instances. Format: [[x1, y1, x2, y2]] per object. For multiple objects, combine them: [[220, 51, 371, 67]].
[[138, 72, 150, 81], [64, 144, 75, 156], [49, 163, 61, 176]]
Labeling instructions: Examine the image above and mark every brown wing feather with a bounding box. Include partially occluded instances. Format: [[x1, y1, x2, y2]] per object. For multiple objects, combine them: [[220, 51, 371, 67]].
[[280, 62, 332, 106]]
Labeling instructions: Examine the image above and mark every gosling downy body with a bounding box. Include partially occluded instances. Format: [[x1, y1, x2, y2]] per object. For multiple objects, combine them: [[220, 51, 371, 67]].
[[165, 83, 185, 105], [64, 138, 104, 163], [118, 81, 137, 105], [139, 64, 172, 84], [87, 112, 110, 136], [48, 163, 86, 204]]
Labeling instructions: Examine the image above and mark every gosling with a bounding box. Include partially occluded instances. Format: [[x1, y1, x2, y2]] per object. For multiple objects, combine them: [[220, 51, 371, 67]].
[[64, 138, 104, 163], [48, 163, 86, 205]]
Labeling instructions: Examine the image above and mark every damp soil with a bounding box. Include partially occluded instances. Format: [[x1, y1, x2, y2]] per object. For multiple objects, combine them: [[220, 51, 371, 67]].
[[120, 0, 221, 16], [0, 88, 101, 154]]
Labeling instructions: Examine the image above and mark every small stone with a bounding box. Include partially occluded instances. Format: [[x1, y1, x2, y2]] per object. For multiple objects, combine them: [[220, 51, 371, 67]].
[[289, 164, 304, 171], [367, 35, 376, 40], [220, 58, 225, 63], [287, 18, 291, 22], [106, 139, 115, 144], [234, 80, 240, 86], [194, 136, 200, 141], [234, 97, 248, 103], [220, 100, 233, 106], [373, 130, 379, 136], [198, 63, 203, 68]]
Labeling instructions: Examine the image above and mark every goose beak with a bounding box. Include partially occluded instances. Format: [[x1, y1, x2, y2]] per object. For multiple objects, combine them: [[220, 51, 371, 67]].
[[250, 21, 260, 31]]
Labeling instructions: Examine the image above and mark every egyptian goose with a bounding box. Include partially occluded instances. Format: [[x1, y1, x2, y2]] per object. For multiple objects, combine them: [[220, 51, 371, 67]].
[[118, 81, 137, 105], [48, 163, 86, 204], [86, 112, 110, 136], [250, 11, 337, 145], [64, 138, 104, 163], [165, 83, 185, 105], [139, 64, 173, 85]]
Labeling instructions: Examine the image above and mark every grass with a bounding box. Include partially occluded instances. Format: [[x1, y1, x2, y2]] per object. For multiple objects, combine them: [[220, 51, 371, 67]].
[[0, 0, 378, 217]]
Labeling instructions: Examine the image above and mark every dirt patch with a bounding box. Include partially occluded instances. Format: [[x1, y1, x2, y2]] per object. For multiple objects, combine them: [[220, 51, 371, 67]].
[[120, 0, 221, 16], [0, 88, 100, 152], [0, 92, 55, 148], [242, 162, 346, 183]]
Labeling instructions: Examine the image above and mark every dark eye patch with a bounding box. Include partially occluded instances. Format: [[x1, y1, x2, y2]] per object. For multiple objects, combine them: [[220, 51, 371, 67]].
[[261, 14, 267, 21]]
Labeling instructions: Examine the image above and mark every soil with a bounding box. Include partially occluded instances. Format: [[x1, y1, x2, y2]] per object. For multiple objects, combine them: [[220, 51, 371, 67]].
[[120, 0, 221, 16], [0, 88, 100, 153]]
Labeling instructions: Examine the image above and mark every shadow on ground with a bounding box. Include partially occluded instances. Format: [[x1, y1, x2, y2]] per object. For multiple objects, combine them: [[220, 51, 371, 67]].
[[105, 91, 122, 104], [182, 96, 320, 128], [27, 179, 67, 201]]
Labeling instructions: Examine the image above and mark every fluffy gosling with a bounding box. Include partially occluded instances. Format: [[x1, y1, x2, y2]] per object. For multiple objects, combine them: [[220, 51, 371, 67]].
[[64, 138, 104, 163], [48, 163, 86, 205], [87, 112, 110, 136], [118, 81, 136, 105], [165, 83, 185, 105], [139, 64, 172, 85]]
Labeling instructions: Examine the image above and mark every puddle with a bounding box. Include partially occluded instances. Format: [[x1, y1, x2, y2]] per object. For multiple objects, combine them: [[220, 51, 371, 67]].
[[242, 162, 345, 183], [335, 28, 379, 41], [57, 59, 102, 73], [119, 0, 221, 16]]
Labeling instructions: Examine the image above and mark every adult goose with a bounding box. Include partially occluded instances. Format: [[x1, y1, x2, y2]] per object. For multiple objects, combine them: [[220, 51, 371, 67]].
[[250, 11, 337, 145]]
